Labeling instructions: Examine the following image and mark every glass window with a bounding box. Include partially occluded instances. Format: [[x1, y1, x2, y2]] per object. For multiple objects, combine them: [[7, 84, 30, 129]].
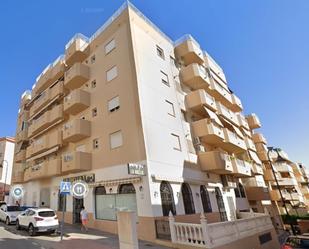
[[105, 39, 116, 54], [215, 187, 228, 221], [110, 130, 123, 149], [96, 194, 116, 220], [171, 134, 181, 151], [106, 66, 118, 82], [161, 71, 169, 86], [200, 185, 212, 213], [239, 183, 246, 198], [156, 45, 165, 59], [160, 181, 176, 216], [108, 96, 120, 112], [234, 187, 240, 198], [181, 183, 195, 215], [118, 184, 135, 194], [165, 100, 175, 117]]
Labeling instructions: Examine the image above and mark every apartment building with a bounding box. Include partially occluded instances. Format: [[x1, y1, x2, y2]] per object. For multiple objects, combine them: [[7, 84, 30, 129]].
[[11, 2, 280, 248], [0, 137, 15, 201]]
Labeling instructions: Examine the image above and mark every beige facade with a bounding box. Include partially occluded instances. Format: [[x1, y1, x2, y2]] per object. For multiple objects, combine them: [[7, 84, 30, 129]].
[[11, 2, 285, 248]]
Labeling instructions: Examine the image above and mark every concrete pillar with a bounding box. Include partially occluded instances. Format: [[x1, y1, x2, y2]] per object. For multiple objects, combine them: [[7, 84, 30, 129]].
[[168, 211, 176, 242], [117, 211, 139, 249], [200, 213, 211, 247]]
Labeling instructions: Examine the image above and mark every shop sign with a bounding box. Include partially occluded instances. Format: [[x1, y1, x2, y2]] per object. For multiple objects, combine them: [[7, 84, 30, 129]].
[[127, 163, 146, 176]]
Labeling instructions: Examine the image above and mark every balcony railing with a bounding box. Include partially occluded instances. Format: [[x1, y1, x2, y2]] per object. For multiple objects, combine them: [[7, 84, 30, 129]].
[[14, 150, 27, 163], [180, 63, 210, 90], [246, 113, 261, 130], [231, 158, 251, 177], [252, 133, 267, 144], [222, 128, 247, 153], [252, 163, 264, 175], [174, 35, 204, 66], [244, 137, 256, 151], [192, 118, 224, 145], [237, 114, 250, 130], [62, 151, 92, 173], [209, 79, 233, 108], [65, 34, 89, 66], [64, 63, 90, 90], [169, 212, 274, 249], [46, 158, 62, 177], [185, 89, 217, 114], [216, 102, 239, 126], [276, 178, 298, 186], [198, 151, 233, 174], [64, 89, 91, 115], [231, 94, 243, 112], [16, 129, 28, 142], [63, 119, 91, 143]]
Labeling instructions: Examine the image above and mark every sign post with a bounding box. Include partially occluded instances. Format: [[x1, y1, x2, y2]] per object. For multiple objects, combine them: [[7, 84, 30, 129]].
[[59, 181, 71, 241]]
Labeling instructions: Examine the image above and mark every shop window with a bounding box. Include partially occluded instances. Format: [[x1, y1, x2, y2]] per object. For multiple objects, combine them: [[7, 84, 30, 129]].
[[181, 183, 195, 215], [160, 181, 176, 216]]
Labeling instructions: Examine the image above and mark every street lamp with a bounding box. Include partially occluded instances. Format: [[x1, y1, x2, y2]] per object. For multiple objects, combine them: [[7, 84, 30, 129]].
[[267, 147, 296, 235], [0, 160, 9, 201]]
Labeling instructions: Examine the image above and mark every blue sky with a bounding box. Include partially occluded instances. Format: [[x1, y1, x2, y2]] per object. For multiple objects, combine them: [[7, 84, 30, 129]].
[[0, 0, 308, 166]]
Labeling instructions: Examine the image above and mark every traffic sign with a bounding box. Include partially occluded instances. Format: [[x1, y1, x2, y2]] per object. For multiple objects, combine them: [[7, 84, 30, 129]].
[[71, 180, 89, 199], [60, 181, 71, 195], [10, 185, 24, 200]]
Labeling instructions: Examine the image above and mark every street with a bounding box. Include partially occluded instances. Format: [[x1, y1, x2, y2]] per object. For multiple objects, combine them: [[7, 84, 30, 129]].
[[0, 222, 170, 249]]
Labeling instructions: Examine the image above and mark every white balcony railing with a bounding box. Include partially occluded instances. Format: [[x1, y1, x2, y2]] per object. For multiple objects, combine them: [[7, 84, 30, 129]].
[[169, 212, 274, 248]]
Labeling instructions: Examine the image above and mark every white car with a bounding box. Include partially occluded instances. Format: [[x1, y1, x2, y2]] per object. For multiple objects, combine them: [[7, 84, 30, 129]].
[[0, 204, 23, 225], [16, 208, 59, 236]]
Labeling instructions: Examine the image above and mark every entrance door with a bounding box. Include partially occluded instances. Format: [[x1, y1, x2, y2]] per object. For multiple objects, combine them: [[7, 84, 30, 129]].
[[40, 188, 50, 207], [73, 198, 84, 224]]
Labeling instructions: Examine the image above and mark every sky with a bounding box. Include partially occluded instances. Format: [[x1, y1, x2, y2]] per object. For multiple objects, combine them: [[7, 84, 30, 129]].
[[0, 0, 308, 166]]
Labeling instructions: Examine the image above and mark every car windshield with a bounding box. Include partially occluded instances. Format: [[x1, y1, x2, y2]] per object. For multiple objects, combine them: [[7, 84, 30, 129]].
[[286, 237, 309, 248], [38, 211, 55, 217], [7, 206, 22, 212]]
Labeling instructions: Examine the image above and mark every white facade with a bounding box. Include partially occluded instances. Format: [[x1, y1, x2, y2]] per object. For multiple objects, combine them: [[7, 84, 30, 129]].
[[0, 138, 15, 186]]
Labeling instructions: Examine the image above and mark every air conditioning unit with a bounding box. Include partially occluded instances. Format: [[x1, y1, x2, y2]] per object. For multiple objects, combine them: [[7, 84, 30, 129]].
[[193, 137, 201, 145], [195, 145, 205, 153], [221, 175, 237, 189]]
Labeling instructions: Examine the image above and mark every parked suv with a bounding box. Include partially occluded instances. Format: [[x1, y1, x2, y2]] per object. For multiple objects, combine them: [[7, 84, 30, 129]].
[[16, 208, 59, 236], [0, 204, 23, 225]]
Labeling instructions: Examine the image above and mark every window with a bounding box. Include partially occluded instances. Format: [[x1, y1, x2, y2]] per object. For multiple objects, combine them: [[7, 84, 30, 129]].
[[91, 80, 97, 88], [160, 71, 169, 86], [118, 184, 136, 194], [93, 138, 99, 149], [106, 66, 118, 82], [165, 100, 175, 117], [181, 183, 195, 215], [239, 183, 246, 198], [90, 55, 96, 64], [171, 133, 181, 151], [92, 107, 97, 117], [215, 187, 228, 221], [160, 181, 176, 216], [108, 96, 120, 112], [200, 185, 212, 213], [58, 191, 66, 212], [105, 39, 116, 54], [156, 45, 165, 59], [234, 187, 240, 198], [110, 130, 123, 149]]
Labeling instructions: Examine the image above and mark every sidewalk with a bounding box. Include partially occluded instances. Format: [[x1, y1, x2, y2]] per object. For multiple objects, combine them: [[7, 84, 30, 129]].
[[31, 223, 172, 249]]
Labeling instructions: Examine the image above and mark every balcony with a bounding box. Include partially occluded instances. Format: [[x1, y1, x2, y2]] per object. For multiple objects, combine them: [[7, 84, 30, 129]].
[[209, 80, 233, 109], [264, 169, 275, 181], [231, 158, 251, 177], [246, 114, 261, 130], [48, 104, 64, 125], [24, 163, 48, 181], [237, 114, 250, 131], [33, 65, 52, 95], [198, 151, 233, 174], [63, 119, 91, 143], [192, 118, 224, 145], [11, 171, 24, 184], [252, 163, 264, 175], [16, 129, 28, 142], [174, 36, 204, 65], [276, 178, 298, 187], [231, 94, 243, 112], [252, 133, 267, 144], [216, 102, 239, 126], [65, 34, 89, 66], [50, 56, 66, 82], [64, 89, 90, 115], [244, 137, 256, 151], [222, 128, 247, 153], [64, 63, 90, 90], [62, 151, 92, 173], [179, 63, 210, 90], [245, 187, 270, 201], [282, 192, 303, 201], [276, 163, 293, 173], [185, 89, 217, 114], [270, 190, 281, 201], [15, 150, 27, 163], [46, 158, 62, 177]]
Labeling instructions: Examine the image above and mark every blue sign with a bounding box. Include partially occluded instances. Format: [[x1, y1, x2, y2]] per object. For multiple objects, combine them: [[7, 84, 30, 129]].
[[60, 181, 71, 195]]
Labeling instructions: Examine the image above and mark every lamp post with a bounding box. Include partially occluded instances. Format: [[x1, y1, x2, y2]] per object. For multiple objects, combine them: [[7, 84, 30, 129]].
[[0, 160, 9, 201], [267, 147, 296, 235]]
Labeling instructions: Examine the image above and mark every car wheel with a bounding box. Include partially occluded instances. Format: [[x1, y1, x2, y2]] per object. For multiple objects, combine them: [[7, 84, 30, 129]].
[[28, 224, 36, 236], [16, 220, 20, 230], [5, 217, 10, 225], [49, 229, 55, 234]]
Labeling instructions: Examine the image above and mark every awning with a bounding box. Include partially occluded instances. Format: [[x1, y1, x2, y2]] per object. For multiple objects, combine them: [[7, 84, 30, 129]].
[[249, 151, 262, 165], [203, 107, 223, 127], [89, 176, 142, 187], [26, 146, 59, 162], [220, 117, 244, 138]]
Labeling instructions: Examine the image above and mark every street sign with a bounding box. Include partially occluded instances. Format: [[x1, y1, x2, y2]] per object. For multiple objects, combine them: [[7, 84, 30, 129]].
[[60, 181, 71, 195], [71, 180, 89, 199], [10, 185, 25, 200]]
